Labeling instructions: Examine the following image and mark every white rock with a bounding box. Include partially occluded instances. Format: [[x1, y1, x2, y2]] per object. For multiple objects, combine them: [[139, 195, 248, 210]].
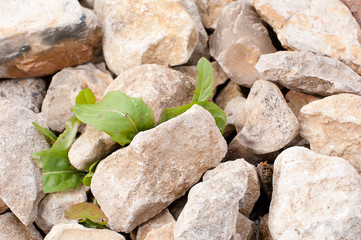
[[0, 212, 42, 240]]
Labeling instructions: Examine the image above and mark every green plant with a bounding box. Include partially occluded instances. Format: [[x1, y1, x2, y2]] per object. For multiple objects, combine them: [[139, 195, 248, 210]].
[[64, 202, 108, 229]]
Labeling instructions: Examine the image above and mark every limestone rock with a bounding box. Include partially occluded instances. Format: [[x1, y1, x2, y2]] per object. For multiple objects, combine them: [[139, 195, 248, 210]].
[[93, 0, 198, 75], [299, 94, 361, 174], [210, 0, 276, 87], [144, 222, 176, 240], [0, 200, 8, 214], [0, 0, 102, 78], [259, 214, 273, 240], [269, 146, 361, 240], [224, 96, 247, 137], [232, 213, 256, 240], [251, 0, 361, 74], [196, 0, 237, 29], [340, 0, 361, 27], [215, 81, 244, 110], [91, 105, 227, 233], [285, 90, 321, 117], [0, 100, 48, 225], [256, 51, 361, 96], [0, 212, 42, 240]]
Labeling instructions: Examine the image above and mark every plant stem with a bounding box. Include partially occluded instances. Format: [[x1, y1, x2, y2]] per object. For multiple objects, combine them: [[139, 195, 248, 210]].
[[125, 113, 138, 134]]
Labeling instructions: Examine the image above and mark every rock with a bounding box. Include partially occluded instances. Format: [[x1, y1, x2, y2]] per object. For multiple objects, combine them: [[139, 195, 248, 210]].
[[285, 90, 321, 117], [215, 81, 244, 110], [144, 222, 176, 240], [0, 200, 8, 214], [93, 0, 198, 75], [340, 0, 361, 27], [269, 146, 361, 240], [91, 105, 227, 233], [258, 214, 273, 240], [0, 78, 47, 113], [196, 0, 237, 29], [0, 0, 102, 78], [224, 96, 247, 138], [256, 51, 361, 96], [44, 223, 125, 240], [251, 0, 361, 75], [36, 185, 89, 233], [232, 213, 256, 240], [0, 212, 42, 240], [256, 162, 273, 199], [80, 0, 94, 9], [168, 195, 188, 221], [209, 0, 276, 87], [0, 100, 49, 225], [299, 93, 361, 174]]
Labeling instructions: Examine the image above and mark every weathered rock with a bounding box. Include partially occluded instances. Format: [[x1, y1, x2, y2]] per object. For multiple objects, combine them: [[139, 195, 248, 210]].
[[258, 214, 273, 240], [94, 0, 198, 75], [224, 96, 247, 137], [270, 146, 361, 240], [232, 213, 256, 240], [196, 0, 237, 29], [0, 0, 102, 78], [210, 0, 276, 87], [341, 0, 361, 27], [251, 0, 361, 74], [256, 162, 273, 199], [0, 212, 42, 240], [256, 51, 361, 96], [299, 94, 361, 174], [0, 100, 48, 225], [215, 81, 244, 110], [80, 0, 94, 9], [42, 63, 112, 132], [144, 222, 176, 240], [168, 195, 188, 221], [0, 200, 8, 214], [44, 223, 125, 240], [285, 90, 321, 117], [91, 105, 227, 233]]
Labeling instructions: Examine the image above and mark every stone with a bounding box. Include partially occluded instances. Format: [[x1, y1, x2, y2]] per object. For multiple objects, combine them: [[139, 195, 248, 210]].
[[269, 146, 361, 240], [0, 212, 42, 240], [258, 214, 273, 240], [256, 51, 361, 96], [299, 93, 361, 174], [196, 0, 237, 29], [232, 213, 256, 240], [224, 96, 247, 138], [0, 78, 47, 113], [340, 0, 361, 27], [256, 162, 273, 199], [215, 81, 244, 110], [251, 0, 361, 74], [168, 195, 188, 221], [91, 105, 227, 233], [44, 223, 125, 240], [80, 0, 94, 9], [0, 0, 102, 78], [42, 63, 112, 133], [285, 90, 321, 117], [144, 222, 176, 240], [0, 200, 8, 214], [209, 0, 276, 87], [0, 100, 49, 225], [93, 0, 198, 75]]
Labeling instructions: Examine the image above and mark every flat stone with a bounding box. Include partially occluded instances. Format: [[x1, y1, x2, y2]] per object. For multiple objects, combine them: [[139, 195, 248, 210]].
[[94, 0, 198, 75], [299, 93, 361, 174], [269, 146, 361, 240], [144, 222, 176, 240], [256, 51, 361, 96], [232, 213, 256, 240], [285, 90, 321, 117], [210, 0, 276, 87], [0, 0, 102, 78], [0, 212, 42, 240], [91, 105, 227, 233], [196, 0, 237, 29], [258, 214, 273, 240], [341, 0, 361, 27], [0, 100, 49, 225], [251, 0, 361, 74]]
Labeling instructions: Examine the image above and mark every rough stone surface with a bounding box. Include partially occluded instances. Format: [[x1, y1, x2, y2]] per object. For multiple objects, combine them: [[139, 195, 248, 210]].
[[94, 0, 198, 75], [0, 200, 8, 214], [256, 162, 274, 199], [196, 0, 237, 29], [0, 0, 102, 78], [210, 0, 276, 87], [341, 0, 361, 27], [0, 100, 48, 225], [91, 105, 227, 233], [299, 93, 361, 174], [256, 51, 361, 96], [224, 96, 247, 138], [0, 212, 42, 240], [215, 81, 244, 110], [144, 222, 175, 240], [285, 90, 321, 117], [251, 0, 361, 74], [259, 214, 273, 240], [232, 213, 256, 240], [269, 146, 361, 240]]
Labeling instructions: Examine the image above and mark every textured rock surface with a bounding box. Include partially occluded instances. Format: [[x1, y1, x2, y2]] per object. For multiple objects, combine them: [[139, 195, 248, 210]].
[[269, 146, 361, 240], [256, 51, 361, 96], [210, 0, 276, 87], [0, 212, 42, 240], [299, 94, 361, 174], [252, 0, 361, 74], [215, 81, 244, 110], [0, 100, 48, 225], [232, 213, 256, 240], [259, 214, 273, 240], [144, 222, 175, 240], [224, 96, 247, 137], [0, 200, 8, 214], [91, 105, 227, 233], [196, 0, 237, 29], [0, 0, 102, 78], [341, 0, 361, 27], [285, 90, 321, 117]]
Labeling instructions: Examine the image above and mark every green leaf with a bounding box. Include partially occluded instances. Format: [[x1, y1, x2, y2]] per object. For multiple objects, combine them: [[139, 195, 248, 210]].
[[32, 122, 57, 145], [197, 101, 227, 134], [192, 57, 214, 102], [76, 89, 97, 105], [64, 202, 108, 227], [72, 91, 154, 146], [159, 102, 195, 124], [83, 160, 100, 186], [52, 117, 81, 151]]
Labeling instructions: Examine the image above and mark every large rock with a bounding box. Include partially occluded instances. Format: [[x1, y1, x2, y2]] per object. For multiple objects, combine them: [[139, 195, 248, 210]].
[[196, 0, 237, 29], [285, 90, 321, 117], [256, 51, 361, 96], [251, 0, 361, 74], [299, 94, 361, 174], [210, 0, 276, 87], [0, 0, 102, 78], [93, 0, 198, 75], [91, 105, 227, 233], [0, 212, 42, 240], [0, 100, 49, 225], [341, 0, 361, 28], [269, 146, 361, 240]]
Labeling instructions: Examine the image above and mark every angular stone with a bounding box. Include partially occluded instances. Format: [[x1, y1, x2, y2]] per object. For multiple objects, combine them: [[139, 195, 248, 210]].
[[232, 213, 256, 240], [94, 0, 198, 75], [299, 94, 361, 174], [258, 214, 273, 240], [0, 200, 8, 214], [285, 90, 321, 117], [0, 212, 42, 240], [144, 222, 176, 240], [224, 96, 247, 138], [215, 81, 244, 110], [340, 0, 361, 27], [210, 0, 276, 87], [0, 0, 102, 78], [256, 51, 361, 96], [270, 146, 361, 240], [196, 0, 237, 29], [252, 0, 361, 74], [0, 100, 48, 225], [91, 105, 227, 233]]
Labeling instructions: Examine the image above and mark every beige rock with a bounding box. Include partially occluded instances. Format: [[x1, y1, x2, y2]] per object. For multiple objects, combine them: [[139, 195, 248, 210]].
[[0, 200, 8, 214], [269, 146, 361, 240], [299, 93, 361, 174], [0, 212, 42, 240], [196, 0, 237, 29], [258, 214, 273, 240], [168, 195, 188, 221], [210, 0, 276, 87], [340, 0, 361, 28], [252, 0, 361, 74], [80, 0, 94, 9], [91, 105, 227, 233], [0, 0, 102, 78], [224, 96, 247, 137], [232, 213, 256, 240], [285, 90, 321, 117], [94, 0, 198, 75], [215, 81, 244, 110], [144, 222, 176, 240]]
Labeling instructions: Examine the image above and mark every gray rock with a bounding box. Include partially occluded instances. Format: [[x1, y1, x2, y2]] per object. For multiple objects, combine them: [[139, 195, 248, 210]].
[[232, 213, 256, 240], [0, 212, 42, 240]]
